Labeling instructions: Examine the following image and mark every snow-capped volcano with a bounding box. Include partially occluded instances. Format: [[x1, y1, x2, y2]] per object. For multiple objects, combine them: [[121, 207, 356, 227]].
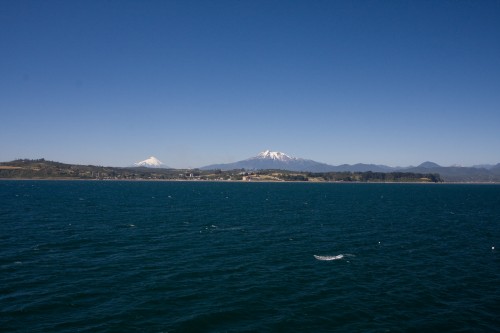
[[253, 150, 295, 162], [133, 156, 166, 168], [200, 150, 335, 171]]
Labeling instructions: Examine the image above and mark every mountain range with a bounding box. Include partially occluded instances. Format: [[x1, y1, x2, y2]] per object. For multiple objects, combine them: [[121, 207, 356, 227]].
[[131, 150, 500, 182], [200, 150, 409, 172], [198, 150, 500, 182], [199, 150, 469, 171]]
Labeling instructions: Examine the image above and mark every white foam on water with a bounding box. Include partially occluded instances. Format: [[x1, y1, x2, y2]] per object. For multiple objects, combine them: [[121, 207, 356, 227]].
[[314, 254, 355, 261], [314, 254, 344, 261]]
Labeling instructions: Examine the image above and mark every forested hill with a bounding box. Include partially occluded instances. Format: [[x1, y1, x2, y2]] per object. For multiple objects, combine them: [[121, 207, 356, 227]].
[[0, 159, 444, 182]]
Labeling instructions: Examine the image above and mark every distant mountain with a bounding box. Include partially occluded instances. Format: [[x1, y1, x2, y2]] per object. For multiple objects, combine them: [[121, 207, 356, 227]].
[[472, 164, 496, 170], [489, 163, 500, 174], [417, 161, 441, 168], [133, 156, 168, 168], [328, 163, 396, 172], [404, 164, 500, 182], [201, 150, 336, 172]]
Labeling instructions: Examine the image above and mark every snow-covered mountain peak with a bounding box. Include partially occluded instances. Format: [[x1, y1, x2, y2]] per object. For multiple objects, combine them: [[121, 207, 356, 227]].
[[255, 150, 295, 161], [134, 156, 165, 168]]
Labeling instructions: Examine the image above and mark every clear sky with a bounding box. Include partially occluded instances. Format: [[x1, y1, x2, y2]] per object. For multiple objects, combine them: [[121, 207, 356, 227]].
[[1, 0, 499, 168]]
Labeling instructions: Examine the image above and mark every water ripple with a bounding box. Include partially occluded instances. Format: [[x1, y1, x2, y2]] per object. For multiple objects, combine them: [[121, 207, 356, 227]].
[[1, 181, 499, 332]]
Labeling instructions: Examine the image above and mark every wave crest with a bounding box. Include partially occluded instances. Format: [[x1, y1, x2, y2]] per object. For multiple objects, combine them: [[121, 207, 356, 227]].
[[314, 254, 355, 261]]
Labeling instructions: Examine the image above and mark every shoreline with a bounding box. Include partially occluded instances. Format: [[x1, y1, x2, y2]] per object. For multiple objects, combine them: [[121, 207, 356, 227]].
[[1, 178, 499, 184]]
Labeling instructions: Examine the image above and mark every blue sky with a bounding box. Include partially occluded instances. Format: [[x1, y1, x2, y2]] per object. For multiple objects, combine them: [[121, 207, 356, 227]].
[[1, 0, 499, 168]]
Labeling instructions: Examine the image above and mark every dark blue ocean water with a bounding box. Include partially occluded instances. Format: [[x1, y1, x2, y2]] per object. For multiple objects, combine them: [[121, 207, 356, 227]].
[[1, 181, 499, 332]]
